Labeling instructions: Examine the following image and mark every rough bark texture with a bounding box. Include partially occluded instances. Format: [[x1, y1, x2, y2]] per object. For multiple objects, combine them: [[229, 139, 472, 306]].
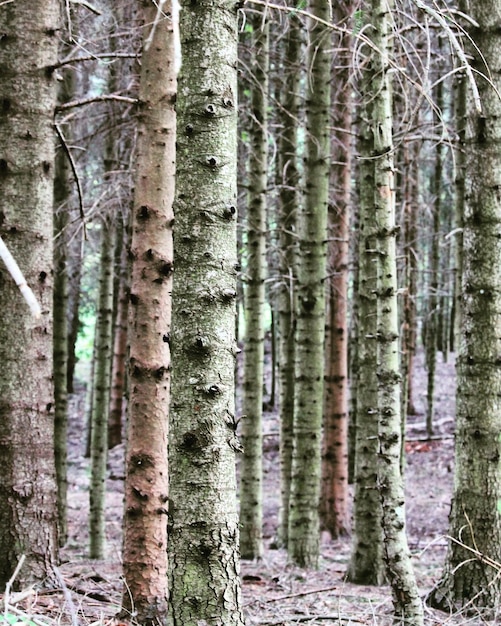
[[287, 0, 331, 569], [346, 9, 385, 583], [239, 12, 269, 561], [276, 16, 301, 548], [371, 1, 423, 622], [121, 1, 175, 622], [167, 0, 244, 622], [0, 0, 60, 586], [320, 0, 352, 538], [427, 1, 501, 615]]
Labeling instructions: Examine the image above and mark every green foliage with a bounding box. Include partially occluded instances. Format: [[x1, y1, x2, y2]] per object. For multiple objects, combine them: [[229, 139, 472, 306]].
[[353, 10, 365, 34], [0, 615, 40, 626]]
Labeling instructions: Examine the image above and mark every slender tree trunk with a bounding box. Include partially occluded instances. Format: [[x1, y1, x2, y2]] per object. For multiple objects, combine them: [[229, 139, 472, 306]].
[[371, 1, 423, 621], [0, 0, 60, 586], [320, 2, 352, 537], [239, 11, 269, 560], [346, 9, 385, 583], [66, 234, 83, 393], [108, 218, 129, 450], [120, 1, 175, 621], [167, 0, 244, 621], [425, 58, 444, 436], [288, 0, 331, 569], [427, 0, 501, 613], [401, 142, 418, 419], [53, 54, 76, 546], [276, 15, 302, 548], [89, 215, 115, 559]]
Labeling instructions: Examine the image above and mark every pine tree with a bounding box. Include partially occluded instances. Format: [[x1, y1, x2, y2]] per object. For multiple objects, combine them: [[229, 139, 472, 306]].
[[239, 9, 269, 560], [287, 0, 331, 568], [120, 1, 175, 621], [427, 0, 501, 613], [0, 0, 60, 585], [167, 0, 244, 620]]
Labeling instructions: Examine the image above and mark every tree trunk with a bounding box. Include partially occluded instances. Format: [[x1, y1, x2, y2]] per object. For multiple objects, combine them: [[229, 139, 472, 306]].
[[0, 0, 60, 586], [276, 15, 302, 548], [320, 0, 352, 539], [427, 0, 501, 613], [167, 0, 244, 621], [288, 0, 331, 569], [120, 1, 175, 621], [89, 215, 115, 559], [239, 10, 269, 561], [371, 1, 423, 621], [53, 51, 76, 546], [346, 6, 385, 584], [108, 218, 129, 450]]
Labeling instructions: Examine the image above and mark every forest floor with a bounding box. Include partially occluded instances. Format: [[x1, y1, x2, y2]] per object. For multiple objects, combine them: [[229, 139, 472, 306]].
[[3, 350, 474, 626]]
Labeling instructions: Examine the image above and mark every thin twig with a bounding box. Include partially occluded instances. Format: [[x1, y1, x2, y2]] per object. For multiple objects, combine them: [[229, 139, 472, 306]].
[[261, 616, 364, 625], [53, 566, 80, 626], [54, 123, 87, 240], [261, 585, 340, 604], [51, 52, 137, 71], [56, 94, 137, 112], [4, 555, 26, 621]]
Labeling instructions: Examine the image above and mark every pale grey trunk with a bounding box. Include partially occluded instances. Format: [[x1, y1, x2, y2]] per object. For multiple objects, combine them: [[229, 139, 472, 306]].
[[371, 1, 423, 621]]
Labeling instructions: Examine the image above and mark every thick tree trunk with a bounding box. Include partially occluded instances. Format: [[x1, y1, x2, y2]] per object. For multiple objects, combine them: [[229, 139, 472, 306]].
[[0, 0, 60, 586], [239, 11, 269, 561], [427, 0, 501, 614], [120, 1, 175, 621], [167, 0, 244, 622], [276, 15, 301, 548], [287, 0, 331, 569]]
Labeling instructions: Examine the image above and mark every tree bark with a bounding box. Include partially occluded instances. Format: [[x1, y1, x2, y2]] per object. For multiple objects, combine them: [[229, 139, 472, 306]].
[[320, 0, 352, 539], [370, 0, 423, 621], [346, 6, 385, 583], [427, 0, 501, 614], [239, 10, 269, 561], [89, 215, 115, 559], [0, 0, 60, 586], [276, 15, 302, 549], [167, 0, 244, 621], [120, 0, 175, 621], [287, 0, 331, 569]]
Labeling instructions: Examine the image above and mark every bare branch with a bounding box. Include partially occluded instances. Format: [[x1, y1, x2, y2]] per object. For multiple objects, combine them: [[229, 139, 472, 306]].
[[54, 122, 87, 240], [52, 52, 138, 71], [55, 94, 138, 112]]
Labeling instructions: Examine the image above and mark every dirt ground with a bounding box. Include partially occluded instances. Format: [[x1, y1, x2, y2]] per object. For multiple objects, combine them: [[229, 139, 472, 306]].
[[3, 351, 465, 626]]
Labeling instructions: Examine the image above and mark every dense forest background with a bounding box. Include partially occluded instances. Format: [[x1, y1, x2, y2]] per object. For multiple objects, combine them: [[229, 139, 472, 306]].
[[0, 0, 500, 625]]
